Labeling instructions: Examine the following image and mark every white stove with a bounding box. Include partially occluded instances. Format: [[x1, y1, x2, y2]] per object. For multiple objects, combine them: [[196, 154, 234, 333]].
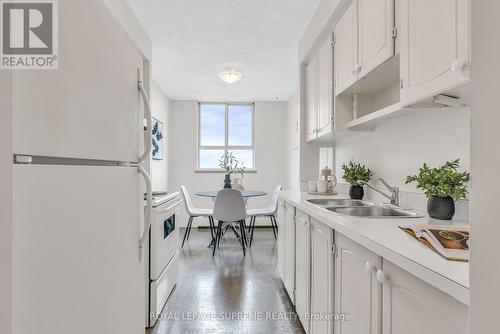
[[150, 192, 179, 207], [145, 191, 182, 327]]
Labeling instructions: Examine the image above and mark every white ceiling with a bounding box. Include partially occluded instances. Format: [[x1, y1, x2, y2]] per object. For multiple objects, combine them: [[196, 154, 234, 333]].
[[127, 0, 320, 101]]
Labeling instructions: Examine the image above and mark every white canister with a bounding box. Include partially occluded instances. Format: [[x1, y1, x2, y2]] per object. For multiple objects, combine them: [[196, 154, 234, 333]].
[[317, 180, 328, 193], [308, 180, 318, 192]]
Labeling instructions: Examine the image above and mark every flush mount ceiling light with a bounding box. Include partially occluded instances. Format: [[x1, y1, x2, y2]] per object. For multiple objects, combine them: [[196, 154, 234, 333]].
[[218, 68, 242, 84]]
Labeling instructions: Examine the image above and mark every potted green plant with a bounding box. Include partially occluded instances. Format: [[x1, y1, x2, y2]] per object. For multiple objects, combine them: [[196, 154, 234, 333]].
[[218, 152, 246, 189], [342, 161, 374, 200], [405, 159, 470, 220]]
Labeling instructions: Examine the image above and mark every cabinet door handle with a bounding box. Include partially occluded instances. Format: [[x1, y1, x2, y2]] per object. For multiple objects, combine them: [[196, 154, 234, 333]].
[[356, 65, 362, 73], [376, 269, 388, 284], [451, 59, 467, 73], [365, 261, 376, 274]]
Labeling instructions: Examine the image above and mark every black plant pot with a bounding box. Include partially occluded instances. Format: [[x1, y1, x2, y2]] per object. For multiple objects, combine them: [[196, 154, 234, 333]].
[[349, 185, 364, 200], [223, 174, 232, 189], [427, 195, 455, 220]]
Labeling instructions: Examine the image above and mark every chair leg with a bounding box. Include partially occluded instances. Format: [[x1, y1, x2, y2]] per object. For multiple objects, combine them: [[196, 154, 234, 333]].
[[272, 215, 278, 234], [182, 216, 193, 248], [270, 216, 277, 239], [208, 216, 215, 242], [240, 221, 246, 256], [213, 221, 222, 256], [241, 219, 248, 247], [218, 221, 225, 247], [250, 216, 256, 246], [187, 217, 194, 240]]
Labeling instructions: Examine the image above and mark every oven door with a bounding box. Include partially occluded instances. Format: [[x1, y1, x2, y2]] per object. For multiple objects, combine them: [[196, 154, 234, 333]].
[[150, 199, 181, 280]]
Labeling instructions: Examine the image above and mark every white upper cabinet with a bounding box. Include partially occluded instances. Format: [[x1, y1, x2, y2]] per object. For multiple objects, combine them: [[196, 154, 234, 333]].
[[335, 234, 382, 334], [400, 0, 470, 106], [381, 260, 468, 334], [306, 35, 334, 142], [335, 0, 396, 96], [358, 0, 395, 78], [306, 57, 318, 142], [335, 0, 358, 95], [295, 210, 311, 333], [317, 36, 334, 139]]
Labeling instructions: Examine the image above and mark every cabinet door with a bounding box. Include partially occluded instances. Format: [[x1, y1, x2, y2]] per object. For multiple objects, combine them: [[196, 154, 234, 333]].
[[335, 0, 358, 96], [381, 260, 468, 334], [358, 0, 395, 78], [277, 200, 286, 280], [401, 0, 470, 106], [283, 203, 296, 304], [335, 234, 382, 334], [317, 36, 334, 139], [310, 219, 334, 334], [295, 210, 311, 333], [306, 57, 318, 142]]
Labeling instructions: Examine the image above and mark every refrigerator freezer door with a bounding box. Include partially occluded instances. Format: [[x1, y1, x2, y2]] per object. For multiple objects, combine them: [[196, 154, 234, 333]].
[[13, 164, 145, 334], [12, 0, 144, 162]]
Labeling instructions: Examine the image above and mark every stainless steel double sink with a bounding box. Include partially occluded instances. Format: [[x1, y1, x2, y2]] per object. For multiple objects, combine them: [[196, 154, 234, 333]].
[[306, 198, 422, 218]]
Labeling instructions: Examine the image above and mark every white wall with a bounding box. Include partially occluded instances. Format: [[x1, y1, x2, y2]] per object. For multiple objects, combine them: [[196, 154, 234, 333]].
[[298, 0, 348, 62], [151, 82, 170, 191], [0, 69, 12, 334], [168, 101, 287, 226], [286, 91, 300, 190], [334, 107, 471, 220], [102, 0, 151, 60], [470, 1, 500, 331]]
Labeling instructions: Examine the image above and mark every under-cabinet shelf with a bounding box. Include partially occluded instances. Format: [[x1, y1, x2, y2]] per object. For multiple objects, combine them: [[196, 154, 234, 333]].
[[347, 102, 410, 131]]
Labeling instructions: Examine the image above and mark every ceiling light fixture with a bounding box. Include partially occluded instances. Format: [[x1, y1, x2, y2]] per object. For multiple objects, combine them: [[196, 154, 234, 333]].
[[218, 68, 242, 84]]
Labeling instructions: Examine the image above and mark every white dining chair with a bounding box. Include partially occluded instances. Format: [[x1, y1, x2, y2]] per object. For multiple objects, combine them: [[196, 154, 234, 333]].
[[180, 185, 215, 248], [212, 189, 248, 256], [247, 185, 282, 246]]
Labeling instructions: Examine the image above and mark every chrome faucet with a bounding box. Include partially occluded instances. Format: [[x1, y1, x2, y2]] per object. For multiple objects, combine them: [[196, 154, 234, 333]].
[[359, 178, 399, 206]]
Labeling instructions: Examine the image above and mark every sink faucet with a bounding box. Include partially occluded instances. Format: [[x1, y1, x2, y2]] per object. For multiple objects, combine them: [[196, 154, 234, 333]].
[[359, 178, 399, 206]]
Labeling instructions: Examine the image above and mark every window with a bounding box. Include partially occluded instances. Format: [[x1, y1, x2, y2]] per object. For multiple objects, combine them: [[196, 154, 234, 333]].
[[198, 103, 254, 171]]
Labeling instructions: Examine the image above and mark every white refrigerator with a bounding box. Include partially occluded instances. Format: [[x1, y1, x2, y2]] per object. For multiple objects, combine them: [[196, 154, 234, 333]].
[[11, 1, 152, 333]]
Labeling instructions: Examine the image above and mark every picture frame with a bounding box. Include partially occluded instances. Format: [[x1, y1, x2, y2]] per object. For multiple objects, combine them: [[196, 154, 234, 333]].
[[152, 117, 164, 160]]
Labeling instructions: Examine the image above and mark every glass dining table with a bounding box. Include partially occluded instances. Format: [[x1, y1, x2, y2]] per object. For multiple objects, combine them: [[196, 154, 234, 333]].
[[195, 190, 268, 199]]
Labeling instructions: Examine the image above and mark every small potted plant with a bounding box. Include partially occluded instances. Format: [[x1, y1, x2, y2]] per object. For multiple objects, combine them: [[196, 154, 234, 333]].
[[342, 161, 374, 200], [218, 152, 246, 189], [405, 159, 470, 220]]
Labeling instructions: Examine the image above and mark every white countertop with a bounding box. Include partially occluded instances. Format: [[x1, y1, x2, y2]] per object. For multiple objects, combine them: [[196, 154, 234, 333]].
[[277, 190, 470, 305]]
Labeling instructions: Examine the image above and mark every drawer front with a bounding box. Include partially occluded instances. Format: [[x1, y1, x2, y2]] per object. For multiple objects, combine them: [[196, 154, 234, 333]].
[[150, 200, 181, 280], [149, 251, 179, 327]]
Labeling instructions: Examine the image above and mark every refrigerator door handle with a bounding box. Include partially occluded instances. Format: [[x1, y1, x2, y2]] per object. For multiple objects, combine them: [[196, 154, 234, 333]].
[[138, 164, 152, 258], [138, 73, 152, 164]]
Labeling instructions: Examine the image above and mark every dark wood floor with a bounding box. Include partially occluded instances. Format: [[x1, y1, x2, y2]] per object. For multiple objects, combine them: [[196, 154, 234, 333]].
[[148, 227, 305, 334]]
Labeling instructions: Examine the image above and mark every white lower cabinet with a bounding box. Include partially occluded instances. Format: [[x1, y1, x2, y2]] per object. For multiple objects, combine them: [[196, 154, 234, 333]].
[[295, 210, 311, 333], [310, 219, 334, 334], [283, 202, 296, 303], [380, 260, 468, 334], [277, 200, 286, 279], [276, 202, 469, 334], [335, 234, 382, 334]]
